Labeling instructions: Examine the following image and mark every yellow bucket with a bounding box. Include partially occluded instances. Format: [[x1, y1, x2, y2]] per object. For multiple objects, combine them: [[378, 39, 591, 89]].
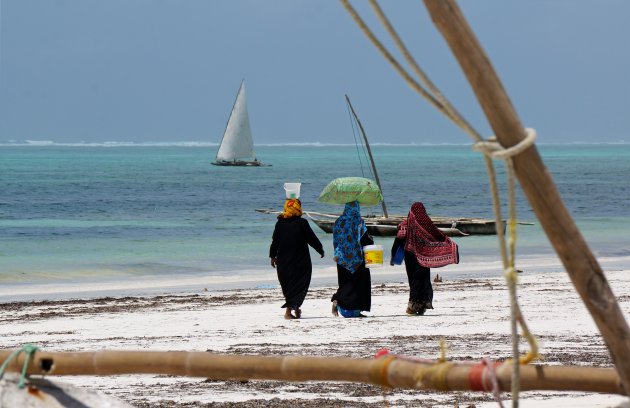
[[363, 245, 383, 268]]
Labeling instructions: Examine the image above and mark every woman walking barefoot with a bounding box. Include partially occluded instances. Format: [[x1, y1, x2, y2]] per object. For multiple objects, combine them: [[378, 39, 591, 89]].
[[331, 201, 373, 318], [270, 199, 324, 319], [391, 202, 459, 315]]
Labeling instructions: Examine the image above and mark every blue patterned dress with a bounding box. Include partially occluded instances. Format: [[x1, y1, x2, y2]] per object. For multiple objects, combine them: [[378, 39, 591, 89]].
[[331, 201, 373, 314]]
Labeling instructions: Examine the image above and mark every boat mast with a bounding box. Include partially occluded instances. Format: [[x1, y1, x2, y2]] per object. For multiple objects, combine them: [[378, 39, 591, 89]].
[[345, 94, 388, 218]]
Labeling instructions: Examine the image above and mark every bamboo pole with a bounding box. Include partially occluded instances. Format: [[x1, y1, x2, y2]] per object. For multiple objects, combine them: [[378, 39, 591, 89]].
[[0, 350, 623, 395], [422, 0, 630, 395]]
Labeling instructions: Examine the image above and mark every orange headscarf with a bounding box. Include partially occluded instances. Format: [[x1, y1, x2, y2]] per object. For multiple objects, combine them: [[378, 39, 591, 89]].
[[280, 199, 303, 219]]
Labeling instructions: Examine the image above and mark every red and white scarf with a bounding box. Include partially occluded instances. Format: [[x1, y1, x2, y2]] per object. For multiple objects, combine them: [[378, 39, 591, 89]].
[[396, 202, 459, 268]]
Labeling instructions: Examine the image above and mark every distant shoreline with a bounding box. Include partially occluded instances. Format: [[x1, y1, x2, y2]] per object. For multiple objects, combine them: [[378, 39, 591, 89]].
[[2, 254, 629, 304], [1, 141, 629, 147]]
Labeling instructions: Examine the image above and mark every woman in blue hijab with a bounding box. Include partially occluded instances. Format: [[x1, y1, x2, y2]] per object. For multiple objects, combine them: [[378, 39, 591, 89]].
[[331, 201, 373, 318]]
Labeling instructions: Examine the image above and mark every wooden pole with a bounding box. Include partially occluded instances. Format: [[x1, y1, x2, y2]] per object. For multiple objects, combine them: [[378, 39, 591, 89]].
[[423, 0, 630, 395], [0, 350, 623, 395], [345, 94, 389, 217]]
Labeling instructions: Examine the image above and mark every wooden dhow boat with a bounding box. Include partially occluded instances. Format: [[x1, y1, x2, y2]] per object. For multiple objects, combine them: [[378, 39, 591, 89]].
[[254, 208, 502, 237], [262, 95, 506, 237]]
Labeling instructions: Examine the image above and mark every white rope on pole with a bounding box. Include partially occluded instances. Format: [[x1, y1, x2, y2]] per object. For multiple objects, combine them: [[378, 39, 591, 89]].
[[473, 128, 540, 407], [339, 2, 541, 406]]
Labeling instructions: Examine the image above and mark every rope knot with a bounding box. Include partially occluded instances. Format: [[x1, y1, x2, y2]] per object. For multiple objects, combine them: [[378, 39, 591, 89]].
[[0, 344, 40, 389], [504, 266, 518, 283], [473, 128, 537, 160], [370, 354, 397, 388]]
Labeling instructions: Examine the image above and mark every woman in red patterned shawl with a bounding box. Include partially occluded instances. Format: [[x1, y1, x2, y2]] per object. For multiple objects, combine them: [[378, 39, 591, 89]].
[[390, 202, 459, 315]]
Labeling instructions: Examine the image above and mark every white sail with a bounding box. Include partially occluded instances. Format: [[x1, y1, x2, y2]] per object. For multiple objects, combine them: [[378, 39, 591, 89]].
[[216, 81, 256, 161]]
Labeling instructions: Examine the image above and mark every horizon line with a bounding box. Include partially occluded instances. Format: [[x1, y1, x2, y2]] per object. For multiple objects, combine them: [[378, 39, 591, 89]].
[[1, 140, 629, 147]]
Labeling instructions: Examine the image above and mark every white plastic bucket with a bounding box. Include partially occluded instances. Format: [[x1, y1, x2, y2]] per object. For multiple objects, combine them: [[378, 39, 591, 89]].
[[284, 182, 301, 199], [363, 244, 383, 268]]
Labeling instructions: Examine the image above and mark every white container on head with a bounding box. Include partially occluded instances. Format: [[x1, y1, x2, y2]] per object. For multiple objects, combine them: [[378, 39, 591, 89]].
[[284, 183, 301, 199]]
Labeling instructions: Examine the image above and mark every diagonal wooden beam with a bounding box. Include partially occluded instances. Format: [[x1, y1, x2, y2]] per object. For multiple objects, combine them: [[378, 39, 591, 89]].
[[422, 0, 630, 395]]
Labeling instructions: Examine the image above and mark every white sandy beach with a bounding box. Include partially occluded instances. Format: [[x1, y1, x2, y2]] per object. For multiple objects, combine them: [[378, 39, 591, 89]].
[[1, 267, 630, 407]]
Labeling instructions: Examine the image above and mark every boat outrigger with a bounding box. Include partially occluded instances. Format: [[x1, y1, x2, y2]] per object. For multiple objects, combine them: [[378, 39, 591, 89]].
[[255, 208, 504, 237]]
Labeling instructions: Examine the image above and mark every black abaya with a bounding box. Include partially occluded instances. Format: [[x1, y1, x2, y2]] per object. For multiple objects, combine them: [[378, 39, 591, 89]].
[[269, 217, 324, 308], [331, 232, 373, 312], [391, 237, 433, 310]]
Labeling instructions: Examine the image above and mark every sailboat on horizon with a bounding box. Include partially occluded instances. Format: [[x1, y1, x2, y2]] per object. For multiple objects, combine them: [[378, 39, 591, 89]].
[[212, 80, 269, 167]]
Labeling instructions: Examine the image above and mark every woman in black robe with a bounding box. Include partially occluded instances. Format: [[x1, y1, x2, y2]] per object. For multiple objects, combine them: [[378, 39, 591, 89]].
[[330, 201, 373, 318], [390, 202, 459, 315], [269, 199, 324, 319], [391, 236, 433, 315]]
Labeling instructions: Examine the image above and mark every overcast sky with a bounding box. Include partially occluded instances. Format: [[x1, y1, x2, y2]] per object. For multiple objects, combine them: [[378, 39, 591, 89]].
[[1, 1, 629, 144]]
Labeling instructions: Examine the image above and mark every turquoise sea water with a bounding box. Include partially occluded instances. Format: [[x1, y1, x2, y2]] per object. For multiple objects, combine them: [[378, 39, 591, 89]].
[[1, 144, 629, 291]]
